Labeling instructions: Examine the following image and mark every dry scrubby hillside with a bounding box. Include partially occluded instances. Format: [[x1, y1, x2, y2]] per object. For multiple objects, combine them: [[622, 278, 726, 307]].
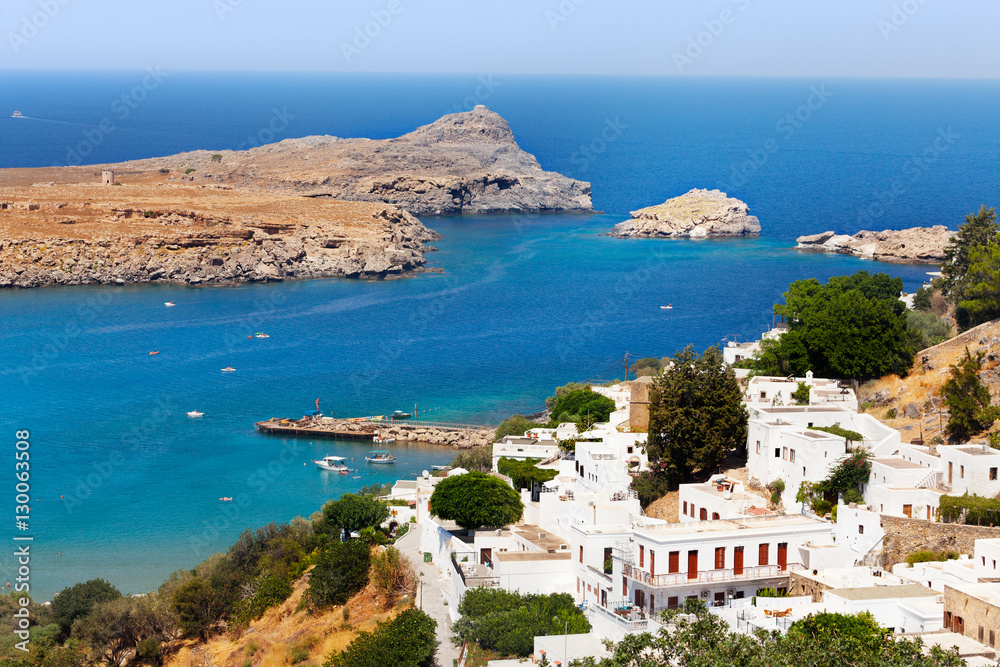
[[165, 570, 402, 667], [860, 319, 1000, 441]]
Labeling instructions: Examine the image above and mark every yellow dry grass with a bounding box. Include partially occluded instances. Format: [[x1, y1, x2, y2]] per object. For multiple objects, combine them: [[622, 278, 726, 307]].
[[860, 319, 1000, 441], [164, 572, 405, 667]]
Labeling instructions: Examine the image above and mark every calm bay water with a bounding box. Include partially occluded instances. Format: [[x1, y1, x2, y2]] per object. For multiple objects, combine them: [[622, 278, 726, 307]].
[[0, 73, 998, 598]]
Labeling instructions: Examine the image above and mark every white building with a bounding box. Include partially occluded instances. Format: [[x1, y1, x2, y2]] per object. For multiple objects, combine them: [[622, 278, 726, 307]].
[[611, 514, 843, 614], [744, 371, 858, 412], [678, 475, 774, 522]]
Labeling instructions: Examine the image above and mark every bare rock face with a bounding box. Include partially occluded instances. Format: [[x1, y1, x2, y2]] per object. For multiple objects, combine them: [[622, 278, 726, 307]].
[[609, 189, 761, 239], [795, 226, 954, 264], [114, 106, 593, 217]]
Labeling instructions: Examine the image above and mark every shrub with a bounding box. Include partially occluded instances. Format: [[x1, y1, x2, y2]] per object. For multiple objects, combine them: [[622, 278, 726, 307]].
[[319, 494, 390, 538], [547, 388, 616, 427], [429, 472, 523, 530], [773, 480, 786, 493], [792, 382, 810, 405], [453, 589, 590, 658], [943, 348, 999, 441], [136, 638, 164, 666], [629, 357, 665, 378], [497, 457, 558, 489], [306, 540, 371, 608], [770, 490, 781, 505], [907, 310, 954, 348], [359, 483, 392, 497], [493, 415, 533, 442], [232, 573, 293, 626], [210, 153, 222, 162], [450, 446, 492, 471], [159, 168, 170, 174], [810, 424, 864, 444], [370, 547, 417, 607], [185, 168, 195, 174], [756, 587, 789, 598], [324, 608, 437, 667], [912, 285, 934, 312], [545, 382, 589, 409], [812, 499, 833, 516], [631, 470, 671, 509], [50, 579, 122, 636], [906, 549, 960, 566], [885, 408, 897, 419]]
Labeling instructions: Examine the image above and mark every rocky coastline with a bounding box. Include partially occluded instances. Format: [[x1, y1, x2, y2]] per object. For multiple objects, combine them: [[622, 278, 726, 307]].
[[255, 417, 495, 449], [609, 189, 760, 239], [795, 226, 954, 264]]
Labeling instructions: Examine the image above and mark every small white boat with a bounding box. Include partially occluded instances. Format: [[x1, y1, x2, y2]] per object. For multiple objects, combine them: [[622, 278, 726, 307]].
[[254, 332, 270, 339], [11, 110, 23, 118], [164, 302, 175, 307], [186, 411, 203, 417], [312, 455, 349, 472], [660, 304, 673, 310], [373, 435, 395, 445], [221, 367, 235, 372], [431, 465, 451, 471], [365, 450, 397, 464]]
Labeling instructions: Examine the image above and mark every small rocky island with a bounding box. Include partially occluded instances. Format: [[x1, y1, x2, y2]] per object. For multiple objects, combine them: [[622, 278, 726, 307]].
[[609, 189, 760, 239], [795, 226, 954, 264]]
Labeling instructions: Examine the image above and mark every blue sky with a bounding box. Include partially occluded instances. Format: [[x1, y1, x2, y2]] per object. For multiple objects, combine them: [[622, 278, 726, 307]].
[[1, 0, 996, 77]]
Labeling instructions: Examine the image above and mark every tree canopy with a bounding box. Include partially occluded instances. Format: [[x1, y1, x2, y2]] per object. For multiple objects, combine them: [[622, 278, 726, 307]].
[[50, 579, 122, 636], [319, 493, 390, 538], [943, 348, 999, 442], [325, 608, 437, 667], [547, 387, 616, 427], [645, 345, 748, 486], [575, 600, 964, 667], [748, 271, 916, 381], [306, 540, 371, 608], [940, 206, 1000, 330], [497, 457, 558, 489], [429, 472, 523, 530]]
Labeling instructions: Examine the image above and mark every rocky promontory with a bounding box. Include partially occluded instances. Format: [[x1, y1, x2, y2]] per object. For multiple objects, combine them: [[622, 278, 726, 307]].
[[609, 189, 760, 239], [111, 106, 593, 217], [795, 226, 954, 264], [0, 183, 439, 288]]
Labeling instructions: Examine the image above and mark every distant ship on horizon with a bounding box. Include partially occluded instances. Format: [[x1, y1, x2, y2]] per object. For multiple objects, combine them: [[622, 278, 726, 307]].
[[11, 110, 23, 118]]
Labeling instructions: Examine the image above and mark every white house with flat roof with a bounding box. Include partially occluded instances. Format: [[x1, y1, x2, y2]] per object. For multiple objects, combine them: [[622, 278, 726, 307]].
[[744, 372, 858, 412], [492, 435, 561, 469], [611, 514, 842, 615], [821, 583, 944, 634], [678, 474, 773, 522], [747, 405, 900, 513]]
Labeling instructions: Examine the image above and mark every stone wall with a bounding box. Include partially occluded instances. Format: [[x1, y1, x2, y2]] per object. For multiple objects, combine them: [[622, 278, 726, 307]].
[[943, 584, 1000, 648], [629, 377, 653, 431], [881, 515, 1000, 567]]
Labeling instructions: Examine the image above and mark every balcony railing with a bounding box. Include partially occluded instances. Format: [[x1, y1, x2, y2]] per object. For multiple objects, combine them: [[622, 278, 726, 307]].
[[623, 562, 803, 588], [590, 598, 654, 633], [452, 553, 499, 589]]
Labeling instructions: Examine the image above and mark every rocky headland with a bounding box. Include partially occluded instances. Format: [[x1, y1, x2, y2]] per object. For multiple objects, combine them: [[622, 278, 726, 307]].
[[0, 107, 591, 288], [795, 226, 954, 264], [108, 105, 593, 217], [609, 189, 760, 239], [0, 184, 439, 288]]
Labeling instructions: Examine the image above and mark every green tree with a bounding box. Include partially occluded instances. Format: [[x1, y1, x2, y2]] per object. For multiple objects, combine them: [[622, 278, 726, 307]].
[[319, 494, 390, 538], [429, 472, 523, 530], [72, 594, 175, 666], [645, 345, 748, 486], [450, 446, 493, 472], [493, 414, 533, 442], [943, 348, 999, 442], [307, 540, 371, 608], [912, 285, 934, 312], [324, 608, 437, 667], [170, 577, 217, 640], [791, 382, 810, 405], [751, 271, 916, 381], [942, 205, 998, 300], [906, 310, 954, 349], [548, 388, 616, 427], [497, 457, 558, 490], [544, 382, 589, 409], [50, 579, 122, 636], [955, 241, 1000, 329], [629, 357, 664, 378]]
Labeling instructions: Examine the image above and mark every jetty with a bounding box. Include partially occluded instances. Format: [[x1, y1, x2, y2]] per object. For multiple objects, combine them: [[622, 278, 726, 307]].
[[254, 417, 495, 449]]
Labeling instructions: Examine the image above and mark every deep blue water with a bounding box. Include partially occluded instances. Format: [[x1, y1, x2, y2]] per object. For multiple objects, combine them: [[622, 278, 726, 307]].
[[1, 72, 998, 599]]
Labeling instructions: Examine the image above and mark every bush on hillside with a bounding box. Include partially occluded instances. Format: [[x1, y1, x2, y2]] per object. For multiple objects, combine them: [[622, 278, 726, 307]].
[[171, 577, 218, 640], [907, 310, 954, 349], [319, 494, 390, 538], [370, 547, 417, 607], [50, 579, 122, 636], [631, 470, 671, 509], [324, 608, 437, 667], [306, 540, 371, 608]]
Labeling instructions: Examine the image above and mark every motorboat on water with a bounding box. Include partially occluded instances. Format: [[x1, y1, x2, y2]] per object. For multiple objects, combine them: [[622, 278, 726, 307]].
[[391, 410, 412, 420], [186, 411, 204, 417], [312, 455, 349, 472], [373, 435, 395, 445], [221, 367, 235, 372], [254, 332, 270, 339], [11, 110, 23, 118], [660, 304, 673, 310], [164, 302, 175, 307], [149, 351, 160, 355], [365, 450, 397, 464]]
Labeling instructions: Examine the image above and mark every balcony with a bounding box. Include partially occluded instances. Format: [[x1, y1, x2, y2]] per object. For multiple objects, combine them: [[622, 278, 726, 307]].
[[590, 598, 657, 633], [623, 562, 803, 588], [452, 553, 499, 589]]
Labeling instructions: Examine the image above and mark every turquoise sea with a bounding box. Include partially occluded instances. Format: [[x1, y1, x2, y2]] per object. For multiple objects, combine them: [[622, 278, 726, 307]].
[[1, 73, 998, 599]]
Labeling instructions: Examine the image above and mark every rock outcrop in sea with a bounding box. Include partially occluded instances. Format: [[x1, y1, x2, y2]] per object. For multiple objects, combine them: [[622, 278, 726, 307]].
[[609, 189, 761, 239], [118, 106, 593, 217], [795, 226, 954, 264]]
